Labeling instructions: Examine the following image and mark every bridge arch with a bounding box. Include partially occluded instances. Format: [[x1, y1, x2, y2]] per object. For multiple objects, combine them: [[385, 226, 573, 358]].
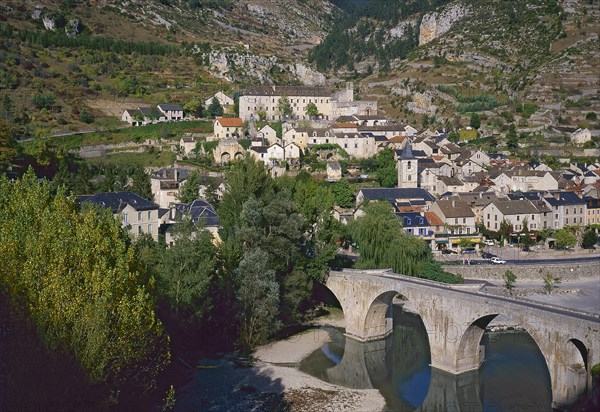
[[456, 314, 499, 373], [568, 338, 588, 371]]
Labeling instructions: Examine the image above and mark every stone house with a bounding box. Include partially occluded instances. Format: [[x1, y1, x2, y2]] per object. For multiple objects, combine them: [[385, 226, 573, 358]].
[[284, 142, 301, 160], [482, 199, 541, 233], [214, 117, 244, 139], [214, 139, 245, 164], [179, 136, 197, 157], [492, 170, 559, 194], [204, 91, 234, 109], [571, 128, 591, 145], [157, 104, 184, 121], [79, 192, 160, 240], [429, 199, 477, 237], [150, 168, 191, 208], [543, 191, 587, 229], [584, 197, 600, 226], [257, 124, 279, 146]]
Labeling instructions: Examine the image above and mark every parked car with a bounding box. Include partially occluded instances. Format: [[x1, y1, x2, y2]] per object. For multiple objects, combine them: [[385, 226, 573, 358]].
[[461, 248, 477, 254], [490, 257, 506, 264], [483, 239, 495, 246], [481, 252, 497, 260]]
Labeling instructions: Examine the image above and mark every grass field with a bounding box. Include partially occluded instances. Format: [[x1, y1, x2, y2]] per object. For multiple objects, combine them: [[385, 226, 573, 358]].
[[85, 151, 176, 168], [43, 121, 213, 151]]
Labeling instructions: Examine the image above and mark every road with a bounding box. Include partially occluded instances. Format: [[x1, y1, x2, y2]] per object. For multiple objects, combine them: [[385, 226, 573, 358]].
[[447, 255, 599, 266]]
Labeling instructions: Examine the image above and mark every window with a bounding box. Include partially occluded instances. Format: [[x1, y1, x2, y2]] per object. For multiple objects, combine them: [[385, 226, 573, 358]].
[[138, 212, 142, 221], [408, 175, 412, 181], [138, 226, 142, 235], [495, 215, 498, 221], [517, 215, 520, 221], [407, 161, 412, 170], [148, 224, 152, 233], [123, 213, 128, 223], [555, 213, 559, 219], [531, 215, 534, 220], [487, 214, 490, 220], [580, 208, 583, 214], [148, 211, 151, 220], [566, 208, 569, 215], [566, 218, 569, 224], [467, 228, 470, 234], [463, 218, 466, 223], [495, 223, 498, 229], [455, 218, 458, 224]]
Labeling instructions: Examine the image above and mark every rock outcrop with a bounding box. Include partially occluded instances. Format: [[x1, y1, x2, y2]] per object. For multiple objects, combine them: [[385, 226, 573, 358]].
[[419, 3, 470, 46]]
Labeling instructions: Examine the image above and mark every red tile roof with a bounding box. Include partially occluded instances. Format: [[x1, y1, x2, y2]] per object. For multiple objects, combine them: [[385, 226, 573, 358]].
[[424, 211, 444, 226], [215, 117, 243, 127]]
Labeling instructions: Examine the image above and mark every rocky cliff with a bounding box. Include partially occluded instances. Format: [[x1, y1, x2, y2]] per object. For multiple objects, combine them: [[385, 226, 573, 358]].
[[418, 2, 471, 46]]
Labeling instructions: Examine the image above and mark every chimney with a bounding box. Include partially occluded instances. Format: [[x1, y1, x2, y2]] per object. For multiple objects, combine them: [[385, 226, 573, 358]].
[[554, 192, 560, 200]]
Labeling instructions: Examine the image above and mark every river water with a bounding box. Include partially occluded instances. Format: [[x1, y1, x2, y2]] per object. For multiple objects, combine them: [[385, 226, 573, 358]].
[[299, 305, 552, 412]]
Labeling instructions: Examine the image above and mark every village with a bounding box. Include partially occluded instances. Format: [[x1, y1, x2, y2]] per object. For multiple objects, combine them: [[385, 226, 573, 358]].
[[91, 84, 600, 257]]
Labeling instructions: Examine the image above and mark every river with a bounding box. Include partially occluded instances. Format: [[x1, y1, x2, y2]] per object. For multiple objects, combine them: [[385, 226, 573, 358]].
[[299, 304, 552, 412]]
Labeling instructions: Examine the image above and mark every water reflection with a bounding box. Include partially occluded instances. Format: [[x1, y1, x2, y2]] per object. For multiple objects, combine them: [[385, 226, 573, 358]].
[[299, 304, 551, 411]]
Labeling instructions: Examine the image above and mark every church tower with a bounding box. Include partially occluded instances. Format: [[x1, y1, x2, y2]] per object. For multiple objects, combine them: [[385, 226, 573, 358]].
[[397, 140, 418, 188]]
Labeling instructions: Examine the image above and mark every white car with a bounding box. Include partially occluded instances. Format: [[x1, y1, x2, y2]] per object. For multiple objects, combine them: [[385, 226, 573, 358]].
[[490, 257, 506, 264], [483, 239, 495, 246]]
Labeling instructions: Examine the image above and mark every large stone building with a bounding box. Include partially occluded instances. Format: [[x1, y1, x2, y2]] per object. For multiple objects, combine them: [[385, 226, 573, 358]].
[[239, 83, 377, 121]]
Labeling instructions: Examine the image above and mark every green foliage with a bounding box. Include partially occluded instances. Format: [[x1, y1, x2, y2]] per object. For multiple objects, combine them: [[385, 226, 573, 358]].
[[348, 202, 461, 283], [503, 270, 517, 293], [305, 101, 319, 118], [373, 149, 397, 187], [437, 85, 501, 112], [2, 24, 178, 56], [586, 112, 597, 121], [32, 92, 56, 110], [0, 170, 169, 394], [183, 99, 204, 118], [331, 179, 355, 208], [206, 97, 223, 118], [470, 113, 481, 129], [506, 123, 518, 153], [553, 228, 577, 250], [177, 170, 201, 203], [277, 95, 293, 118], [582, 229, 598, 249], [458, 129, 478, 140], [543, 271, 561, 294], [0, 120, 17, 171], [236, 248, 280, 351], [155, 222, 216, 328], [79, 107, 94, 124]]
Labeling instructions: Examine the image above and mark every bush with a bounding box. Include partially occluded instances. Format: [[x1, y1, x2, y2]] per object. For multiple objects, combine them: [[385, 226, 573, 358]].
[[32, 92, 55, 110]]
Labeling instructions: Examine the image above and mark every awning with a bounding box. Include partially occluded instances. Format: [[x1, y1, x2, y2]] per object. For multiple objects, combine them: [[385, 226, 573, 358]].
[[435, 239, 448, 243]]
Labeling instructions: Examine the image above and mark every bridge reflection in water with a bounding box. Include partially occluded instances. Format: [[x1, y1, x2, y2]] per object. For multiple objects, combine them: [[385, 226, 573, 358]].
[[299, 305, 552, 411]]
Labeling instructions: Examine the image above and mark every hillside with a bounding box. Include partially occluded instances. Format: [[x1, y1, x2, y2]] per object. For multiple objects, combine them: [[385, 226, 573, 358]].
[[311, 0, 599, 136], [0, 0, 337, 135], [0, 0, 598, 143]]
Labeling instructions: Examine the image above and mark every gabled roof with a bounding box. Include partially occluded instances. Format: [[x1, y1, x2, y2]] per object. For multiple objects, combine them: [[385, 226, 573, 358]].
[[395, 212, 429, 228], [424, 211, 444, 226], [544, 191, 587, 206], [174, 199, 219, 227], [138, 107, 154, 116], [433, 199, 475, 218], [243, 85, 330, 97], [157, 104, 183, 111], [488, 199, 540, 215], [80, 191, 158, 212], [250, 146, 268, 153], [359, 187, 435, 202], [438, 175, 464, 187], [215, 117, 244, 127]]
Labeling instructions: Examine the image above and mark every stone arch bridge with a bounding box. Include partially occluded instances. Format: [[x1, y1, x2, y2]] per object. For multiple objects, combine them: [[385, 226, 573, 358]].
[[325, 269, 600, 409]]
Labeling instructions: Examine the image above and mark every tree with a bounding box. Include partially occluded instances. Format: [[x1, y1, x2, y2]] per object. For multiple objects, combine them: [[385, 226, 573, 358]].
[[236, 248, 280, 351], [219, 155, 273, 238], [177, 170, 201, 203], [207, 97, 223, 118], [1, 94, 14, 120], [331, 179, 355, 208], [80, 107, 94, 124], [470, 113, 481, 129], [130, 167, 154, 201], [503, 270, 517, 293], [0, 120, 16, 171], [0, 170, 169, 396], [554, 228, 577, 250], [373, 148, 397, 188], [506, 123, 518, 153], [183, 99, 203, 118], [582, 229, 598, 249], [305, 102, 319, 118], [155, 221, 216, 328], [277, 95, 293, 119], [348, 202, 460, 282], [543, 272, 562, 293], [32, 92, 55, 110]]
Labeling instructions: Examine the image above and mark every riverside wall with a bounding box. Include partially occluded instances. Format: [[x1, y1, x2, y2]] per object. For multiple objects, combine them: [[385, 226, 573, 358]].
[[445, 262, 599, 281]]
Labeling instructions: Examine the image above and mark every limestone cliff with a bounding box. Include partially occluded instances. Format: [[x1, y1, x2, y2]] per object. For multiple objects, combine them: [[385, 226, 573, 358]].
[[419, 3, 471, 46]]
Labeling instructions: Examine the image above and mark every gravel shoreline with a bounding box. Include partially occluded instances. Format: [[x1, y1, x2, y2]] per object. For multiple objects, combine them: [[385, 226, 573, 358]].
[[175, 311, 387, 411]]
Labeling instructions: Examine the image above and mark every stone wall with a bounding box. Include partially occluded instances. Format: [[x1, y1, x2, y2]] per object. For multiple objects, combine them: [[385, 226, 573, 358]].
[[445, 262, 599, 281]]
